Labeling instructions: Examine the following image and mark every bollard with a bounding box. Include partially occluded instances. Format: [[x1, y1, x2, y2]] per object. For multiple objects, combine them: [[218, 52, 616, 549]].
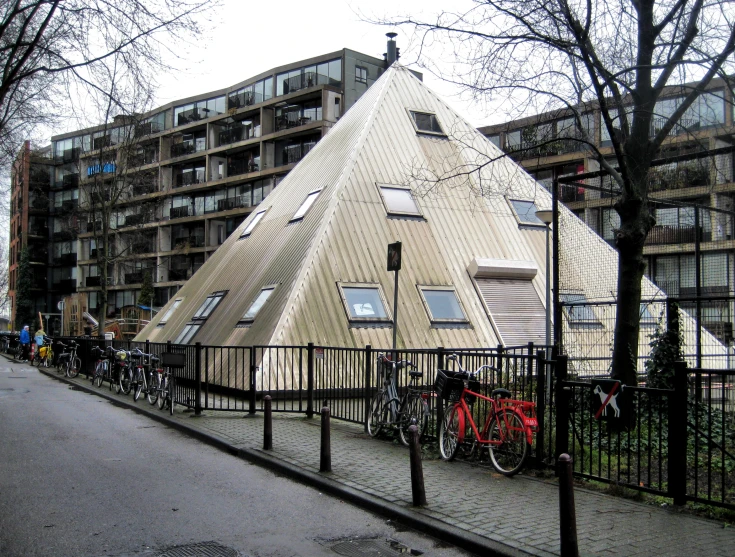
[[263, 395, 272, 450], [558, 453, 579, 557], [320, 404, 331, 472], [408, 422, 426, 506]]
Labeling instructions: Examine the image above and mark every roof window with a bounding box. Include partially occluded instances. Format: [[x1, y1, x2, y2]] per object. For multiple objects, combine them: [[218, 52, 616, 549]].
[[418, 286, 468, 325], [338, 283, 391, 326], [378, 185, 421, 216], [237, 287, 276, 326], [409, 110, 444, 135], [174, 291, 227, 344], [291, 189, 321, 222], [158, 298, 182, 327], [239, 210, 266, 238]]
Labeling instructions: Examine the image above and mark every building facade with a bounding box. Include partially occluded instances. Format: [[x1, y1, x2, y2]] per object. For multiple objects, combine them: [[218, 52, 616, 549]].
[[479, 80, 735, 346], [8, 46, 405, 333]]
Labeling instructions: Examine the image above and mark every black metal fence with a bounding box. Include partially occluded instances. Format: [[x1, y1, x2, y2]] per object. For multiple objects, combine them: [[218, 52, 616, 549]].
[[20, 335, 734, 510]]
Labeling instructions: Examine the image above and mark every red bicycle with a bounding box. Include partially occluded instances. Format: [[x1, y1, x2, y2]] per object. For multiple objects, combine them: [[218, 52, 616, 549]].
[[436, 354, 538, 476]]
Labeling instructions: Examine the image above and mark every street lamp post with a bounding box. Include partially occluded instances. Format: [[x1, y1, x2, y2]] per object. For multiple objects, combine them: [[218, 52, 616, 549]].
[[536, 209, 553, 402]]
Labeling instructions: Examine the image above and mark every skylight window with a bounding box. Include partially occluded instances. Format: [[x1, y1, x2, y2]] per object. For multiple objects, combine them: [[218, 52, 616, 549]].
[[239, 210, 266, 238], [238, 287, 275, 325], [560, 293, 602, 326], [409, 111, 444, 134], [418, 287, 468, 325], [338, 283, 391, 324], [174, 291, 227, 344], [158, 298, 182, 327], [378, 185, 421, 216], [291, 189, 321, 221], [509, 199, 544, 225]]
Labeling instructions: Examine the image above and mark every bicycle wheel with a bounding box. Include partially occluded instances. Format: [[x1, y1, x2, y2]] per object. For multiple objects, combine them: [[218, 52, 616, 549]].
[[94, 362, 105, 387], [439, 404, 463, 461], [158, 375, 168, 409], [488, 409, 529, 476], [67, 356, 81, 379], [366, 391, 386, 437], [398, 395, 429, 447], [147, 372, 160, 405], [120, 367, 132, 395], [133, 373, 144, 401]]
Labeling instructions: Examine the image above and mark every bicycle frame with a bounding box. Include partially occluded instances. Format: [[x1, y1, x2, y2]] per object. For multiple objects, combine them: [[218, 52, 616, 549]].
[[449, 386, 537, 446]]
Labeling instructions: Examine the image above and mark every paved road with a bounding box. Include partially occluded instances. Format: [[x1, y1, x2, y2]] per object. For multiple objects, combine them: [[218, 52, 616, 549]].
[[0, 362, 471, 557]]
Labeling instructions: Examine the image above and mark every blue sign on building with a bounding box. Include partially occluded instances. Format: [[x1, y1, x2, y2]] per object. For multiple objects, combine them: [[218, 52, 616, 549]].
[[87, 162, 116, 176]]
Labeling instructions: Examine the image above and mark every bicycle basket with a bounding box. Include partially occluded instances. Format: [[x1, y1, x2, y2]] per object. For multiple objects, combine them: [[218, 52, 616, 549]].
[[435, 370, 481, 403]]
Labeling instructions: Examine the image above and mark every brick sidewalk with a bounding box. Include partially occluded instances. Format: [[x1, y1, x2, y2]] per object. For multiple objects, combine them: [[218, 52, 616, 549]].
[[35, 364, 735, 557]]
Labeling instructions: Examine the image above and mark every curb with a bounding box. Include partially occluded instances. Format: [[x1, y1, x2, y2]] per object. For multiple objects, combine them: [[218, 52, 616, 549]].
[[28, 361, 533, 557]]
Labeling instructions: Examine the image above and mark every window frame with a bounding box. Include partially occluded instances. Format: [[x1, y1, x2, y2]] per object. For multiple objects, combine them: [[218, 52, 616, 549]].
[[507, 198, 546, 228], [337, 282, 392, 326], [417, 286, 469, 326], [355, 65, 368, 84], [157, 297, 183, 327], [407, 109, 445, 136], [237, 285, 277, 326], [174, 290, 228, 344], [377, 184, 422, 217], [239, 209, 267, 239], [290, 189, 322, 222]]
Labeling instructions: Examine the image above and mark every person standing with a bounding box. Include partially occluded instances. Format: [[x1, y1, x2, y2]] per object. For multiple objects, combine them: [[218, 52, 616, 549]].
[[19, 325, 31, 362]]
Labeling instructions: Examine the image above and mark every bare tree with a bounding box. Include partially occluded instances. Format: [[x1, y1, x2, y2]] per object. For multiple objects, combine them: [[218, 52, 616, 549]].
[[0, 0, 217, 168], [377, 1, 735, 385]]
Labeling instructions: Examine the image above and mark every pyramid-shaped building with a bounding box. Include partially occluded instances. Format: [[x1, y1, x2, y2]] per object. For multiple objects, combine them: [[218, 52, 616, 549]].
[[137, 65, 725, 372]]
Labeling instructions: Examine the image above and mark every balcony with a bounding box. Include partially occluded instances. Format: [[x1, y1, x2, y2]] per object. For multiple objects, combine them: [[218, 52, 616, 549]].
[[92, 135, 112, 150], [276, 112, 312, 132], [84, 220, 103, 233], [173, 234, 204, 249], [645, 225, 710, 245], [62, 173, 79, 188], [132, 182, 157, 196], [281, 71, 335, 95], [227, 158, 259, 177], [171, 142, 197, 158], [52, 229, 76, 241], [124, 272, 144, 284], [217, 197, 249, 211], [53, 253, 77, 266], [649, 164, 710, 192], [170, 206, 190, 219], [55, 279, 76, 292], [30, 249, 48, 264], [86, 276, 101, 287], [29, 226, 49, 237], [128, 151, 158, 167], [54, 147, 80, 164], [227, 91, 262, 110], [90, 191, 111, 204], [31, 196, 49, 210], [134, 121, 163, 137], [279, 143, 314, 166], [175, 171, 205, 188], [168, 268, 191, 281], [124, 214, 146, 227], [176, 108, 209, 126]]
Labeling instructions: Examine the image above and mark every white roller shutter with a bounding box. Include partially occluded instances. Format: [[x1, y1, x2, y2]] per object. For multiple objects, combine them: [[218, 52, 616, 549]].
[[476, 278, 546, 347]]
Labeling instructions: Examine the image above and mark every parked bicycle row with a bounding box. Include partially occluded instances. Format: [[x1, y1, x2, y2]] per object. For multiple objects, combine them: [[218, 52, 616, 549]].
[[367, 352, 538, 475], [88, 345, 177, 415]]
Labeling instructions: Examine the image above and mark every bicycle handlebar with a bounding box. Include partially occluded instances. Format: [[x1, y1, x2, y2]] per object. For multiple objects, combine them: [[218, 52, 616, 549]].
[[446, 354, 500, 379]]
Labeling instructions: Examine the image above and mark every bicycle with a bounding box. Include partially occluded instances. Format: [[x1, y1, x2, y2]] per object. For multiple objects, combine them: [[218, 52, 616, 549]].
[[367, 353, 430, 446], [157, 366, 175, 415], [436, 354, 538, 476], [55, 341, 82, 378], [130, 348, 160, 404]]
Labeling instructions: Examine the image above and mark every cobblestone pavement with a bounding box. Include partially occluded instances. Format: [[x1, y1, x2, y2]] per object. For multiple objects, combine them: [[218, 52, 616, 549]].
[[35, 366, 735, 557]]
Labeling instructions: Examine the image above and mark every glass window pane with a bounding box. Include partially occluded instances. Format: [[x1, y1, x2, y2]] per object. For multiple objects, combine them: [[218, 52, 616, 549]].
[[328, 59, 341, 83], [160, 299, 182, 324], [510, 199, 543, 224], [240, 210, 266, 237], [410, 111, 443, 134], [422, 289, 466, 320], [379, 187, 420, 215], [292, 190, 321, 221], [241, 288, 275, 321], [342, 287, 387, 319]]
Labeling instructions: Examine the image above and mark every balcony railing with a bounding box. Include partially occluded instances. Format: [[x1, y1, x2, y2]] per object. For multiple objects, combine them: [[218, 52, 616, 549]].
[[649, 164, 711, 192], [219, 123, 257, 146], [53, 253, 77, 266], [176, 108, 210, 126], [124, 214, 147, 227], [134, 121, 163, 137], [85, 276, 101, 287], [227, 158, 260, 177], [168, 268, 191, 281], [279, 143, 314, 166], [128, 152, 158, 167], [62, 173, 79, 188], [170, 206, 190, 219], [55, 279, 76, 292], [645, 225, 711, 245], [227, 91, 263, 110], [217, 196, 250, 211], [132, 182, 157, 196], [175, 171, 205, 188], [29, 226, 49, 237], [281, 71, 337, 95], [171, 142, 197, 158], [30, 250, 48, 264], [52, 229, 76, 241], [275, 112, 312, 132], [173, 234, 204, 249], [124, 272, 145, 285]]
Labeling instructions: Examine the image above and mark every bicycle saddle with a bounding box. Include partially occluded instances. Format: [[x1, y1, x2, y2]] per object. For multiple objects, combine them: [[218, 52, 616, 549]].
[[150, 355, 160, 364], [492, 388, 512, 399], [409, 369, 423, 378]]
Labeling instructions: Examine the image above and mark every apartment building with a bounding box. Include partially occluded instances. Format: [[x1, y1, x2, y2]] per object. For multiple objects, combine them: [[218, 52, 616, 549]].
[[8, 43, 409, 332], [479, 79, 735, 345]]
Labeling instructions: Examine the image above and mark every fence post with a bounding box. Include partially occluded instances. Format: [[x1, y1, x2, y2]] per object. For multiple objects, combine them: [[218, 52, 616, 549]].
[[555, 355, 569, 469], [249, 347, 257, 415], [307, 342, 315, 419], [145, 339, 150, 356], [669, 360, 688, 506], [436, 347, 445, 433], [535, 349, 546, 464], [364, 345, 372, 433], [263, 395, 272, 450], [320, 403, 331, 472], [526, 342, 535, 397], [558, 453, 580, 557], [194, 342, 202, 416]]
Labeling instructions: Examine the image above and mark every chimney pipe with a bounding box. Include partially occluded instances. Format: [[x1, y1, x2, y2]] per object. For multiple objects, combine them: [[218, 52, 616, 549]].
[[386, 32, 398, 66]]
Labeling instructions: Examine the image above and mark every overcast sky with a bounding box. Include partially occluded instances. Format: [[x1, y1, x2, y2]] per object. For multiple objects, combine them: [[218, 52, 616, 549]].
[[146, 0, 496, 131]]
